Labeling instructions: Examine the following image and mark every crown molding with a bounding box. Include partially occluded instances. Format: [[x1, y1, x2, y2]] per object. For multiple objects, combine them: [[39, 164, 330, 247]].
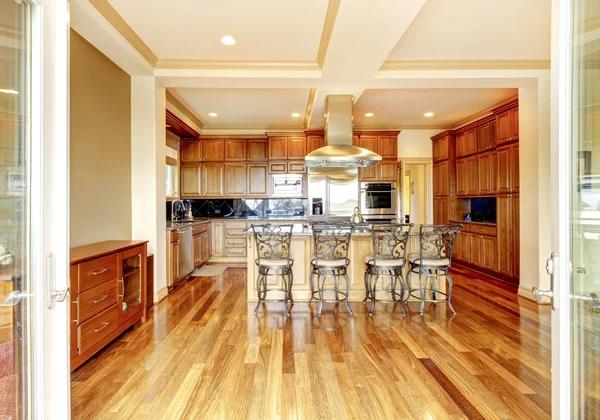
[[203, 125, 305, 131], [166, 91, 204, 130], [316, 0, 341, 69], [303, 88, 318, 130], [450, 95, 519, 130], [354, 124, 449, 131], [380, 59, 551, 71], [155, 59, 320, 71], [88, 0, 158, 67]]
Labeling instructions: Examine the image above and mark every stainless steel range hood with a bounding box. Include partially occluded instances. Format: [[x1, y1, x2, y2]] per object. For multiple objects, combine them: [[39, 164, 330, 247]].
[[304, 95, 382, 168]]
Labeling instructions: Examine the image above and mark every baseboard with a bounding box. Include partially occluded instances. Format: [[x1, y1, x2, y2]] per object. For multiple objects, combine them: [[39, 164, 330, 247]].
[[155, 286, 169, 304], [518, 284, 550, 305]]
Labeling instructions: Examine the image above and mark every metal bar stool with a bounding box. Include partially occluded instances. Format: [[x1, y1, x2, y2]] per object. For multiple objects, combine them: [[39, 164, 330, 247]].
[[250, 224, 294, 316], [405, 224, 462, 316], [363, 223, 413, 316], [309, 222, 353, 317]]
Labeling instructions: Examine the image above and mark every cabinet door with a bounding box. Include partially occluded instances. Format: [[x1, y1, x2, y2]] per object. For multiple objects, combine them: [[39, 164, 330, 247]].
[[202, 139, 225, 161], [434, 196, 449, 224], [379, 161, 397, 181], [201, 232, 210, 262], [490, 150, 498, 194], [193, 234, 202, 268], [510, 107, 519, 140], [465, 128, 478, 156], [172, 241, 180, 283], [433, 136, 449, 162], [225, 139, 246, 161], [477, 122, 493, 152], [512, 194, 520, 277], [180, 140, 201, 162], [359, 136, 378, 153], [467, 156, 478, 195], [306, 135, 325, 154], [269, 137, 288, 160], [496, 145, 511, 193], [456, 158, 469, 196], [378, 136, 397, 160], [470, 234, 482, 266], [511, 143, 519, 193], [456, 132, 466, 157], [457, 232, 470, 262], [225, 163, 247, 196], [482, 235, 497, 271], [247, 164, 268, 196], [181, 164, 202, 197], [202, 163, 225, 197], [432, 163, 440, 197], [438, 161, 449, 196], [287, 136, 306, 159], [496, 111, 512, 144], [359, 164, 378, 181], [496, 195, 512, 276], [352, 135, 360, 146], [212, 222, 224, 257], [247, 139, 268, 161], [477, 152, 491, 194]]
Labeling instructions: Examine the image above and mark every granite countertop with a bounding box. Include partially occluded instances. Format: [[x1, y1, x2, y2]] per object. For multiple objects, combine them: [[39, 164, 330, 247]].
[[166, 216, 308, 231], [241, 225, 421, 238], [449, 219, 496, 226]]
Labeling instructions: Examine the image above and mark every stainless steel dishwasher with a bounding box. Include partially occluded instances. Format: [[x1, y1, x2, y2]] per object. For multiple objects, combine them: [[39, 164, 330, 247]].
[[178, 227, 194, 279]]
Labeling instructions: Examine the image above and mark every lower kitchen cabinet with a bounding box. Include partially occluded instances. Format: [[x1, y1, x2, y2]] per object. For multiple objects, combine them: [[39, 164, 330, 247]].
[[193, 234, 202, 268], [193, 223, 211, 268], [497, 194, 519, 277], [212, 222, 225, 257], [201, 231, 210, 262], [170, 232, 180, 285], [454, 230, 471, 262], [482, 235, 497, 271]]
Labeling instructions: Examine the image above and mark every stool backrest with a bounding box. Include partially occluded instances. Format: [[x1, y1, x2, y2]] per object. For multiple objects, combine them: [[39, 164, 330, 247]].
[[417, 224, 462, 265], [370, 223, 413, 265], [250, 224, 293, 266], [311, 222, 353, 266]]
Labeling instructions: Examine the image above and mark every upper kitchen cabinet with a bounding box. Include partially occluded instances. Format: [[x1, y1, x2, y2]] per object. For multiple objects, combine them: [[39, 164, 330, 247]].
[[477, 120, 495, 152], [202, 163, 225, 197], [246, 139, 268, 161], [266, 133, 307, 160], [288, 137, 307, 159], [224, 139, 246, 161], [359, 161, 397, 182], [180, 164, 202, 198], [456, 127, 477, 158], [432, 134, 450, 163], [356, 132, 399, 160], [246, 164, 268, 197], [306, 133, 325, 154], [225, 163, 247, 196], [268, 136, 288, 160], [494, 100, 519, 145], [166, 109, 200, 140], [202, 139, 225, 161], [180, 140, 202, 162], [497, 143, 519, 194]]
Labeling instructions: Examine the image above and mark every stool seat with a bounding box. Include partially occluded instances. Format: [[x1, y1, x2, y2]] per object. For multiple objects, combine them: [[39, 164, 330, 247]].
[[258, 258, 293, 268], [407, 253, 449, 267], [364, 255, 405, 267], [311, 258, 347, 268]]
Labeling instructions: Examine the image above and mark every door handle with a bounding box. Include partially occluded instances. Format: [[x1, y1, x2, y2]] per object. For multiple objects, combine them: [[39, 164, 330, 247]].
[[0, 290, 26, 307], [532, 252, 557, 310], [46, 253, 70, 310]]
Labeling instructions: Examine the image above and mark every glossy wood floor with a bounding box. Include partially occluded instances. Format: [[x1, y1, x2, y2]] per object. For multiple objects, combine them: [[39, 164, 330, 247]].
[[71, 268, 551, 419]]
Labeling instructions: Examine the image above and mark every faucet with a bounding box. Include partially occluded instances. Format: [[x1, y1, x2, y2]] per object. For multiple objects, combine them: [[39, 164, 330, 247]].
[[171, 199, 184, 222]]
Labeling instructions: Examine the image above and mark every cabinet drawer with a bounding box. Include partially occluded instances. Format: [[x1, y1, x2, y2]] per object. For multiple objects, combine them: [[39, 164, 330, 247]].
[[225, 248, 247, 257], [193, 223, 209, 235], [453, 223, 469, 232], [77, 304, 118, 354], [225, 222, 246, 229], [268, 162, 287, 174], [470, 224, 496, 236], [226, 229, 247, 237], [78, 254, 118, 293], [78, 280, 118, 323], [225, 238, 246, 247], [287, 161, 306, 174]]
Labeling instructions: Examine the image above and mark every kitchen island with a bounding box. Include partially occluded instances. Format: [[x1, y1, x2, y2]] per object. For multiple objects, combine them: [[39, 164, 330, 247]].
[[244, 224, 447, 303]]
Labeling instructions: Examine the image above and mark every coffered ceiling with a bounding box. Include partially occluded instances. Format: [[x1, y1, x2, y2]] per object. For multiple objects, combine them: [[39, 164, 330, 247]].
[[71, 0, 553, 131]]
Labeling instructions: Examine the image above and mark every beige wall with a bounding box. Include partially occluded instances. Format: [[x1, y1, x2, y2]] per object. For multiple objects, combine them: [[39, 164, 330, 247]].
[[70, 29, 132, 247]]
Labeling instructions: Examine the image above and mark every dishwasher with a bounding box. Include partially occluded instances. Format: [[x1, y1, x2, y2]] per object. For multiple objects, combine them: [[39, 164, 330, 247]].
[[178, 227, 194, 279]]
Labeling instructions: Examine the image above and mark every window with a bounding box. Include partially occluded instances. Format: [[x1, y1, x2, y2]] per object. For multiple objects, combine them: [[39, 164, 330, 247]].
[[166, 146, 178, 198]]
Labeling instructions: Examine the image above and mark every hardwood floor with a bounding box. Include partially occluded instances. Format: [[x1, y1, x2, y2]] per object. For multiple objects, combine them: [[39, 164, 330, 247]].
[[71, 268, 551, 419]]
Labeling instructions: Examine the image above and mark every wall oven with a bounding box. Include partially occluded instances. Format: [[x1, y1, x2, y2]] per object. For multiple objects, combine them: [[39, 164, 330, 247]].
[[360, 182, 398, 222]]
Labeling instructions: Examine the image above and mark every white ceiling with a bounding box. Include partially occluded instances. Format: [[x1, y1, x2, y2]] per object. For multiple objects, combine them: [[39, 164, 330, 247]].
[[170, 88, 310, 127], [387, 0, 551, 60], [105, 0, 328, 61]]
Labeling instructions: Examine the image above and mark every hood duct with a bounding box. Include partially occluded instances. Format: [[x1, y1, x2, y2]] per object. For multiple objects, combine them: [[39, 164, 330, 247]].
[[304, 95, 382, 168]]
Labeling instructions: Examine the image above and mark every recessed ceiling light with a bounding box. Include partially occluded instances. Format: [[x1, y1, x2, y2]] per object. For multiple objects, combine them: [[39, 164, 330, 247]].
[[291, 112, 300, 118], [209, 112, 218, 117], [221, 35, 236, 45], [365, 112, 374, 117], [0, 89, 18, 95], [424, 112, 434, 117]]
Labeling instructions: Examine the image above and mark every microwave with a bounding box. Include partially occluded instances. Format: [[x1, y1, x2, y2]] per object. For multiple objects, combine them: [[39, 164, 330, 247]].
[[271, 174, 304, 197]]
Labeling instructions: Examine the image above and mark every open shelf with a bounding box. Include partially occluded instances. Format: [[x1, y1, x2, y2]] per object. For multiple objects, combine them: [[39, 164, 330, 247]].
[[122, 266, 140, 279]]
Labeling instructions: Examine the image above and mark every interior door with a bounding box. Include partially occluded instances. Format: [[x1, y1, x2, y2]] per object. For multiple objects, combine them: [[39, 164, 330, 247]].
[[545, 0, 600, 417], [0, 0, 70, 418]]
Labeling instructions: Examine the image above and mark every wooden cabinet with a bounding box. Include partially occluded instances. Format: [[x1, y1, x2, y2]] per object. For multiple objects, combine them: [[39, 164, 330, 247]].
[[288, 161, 307, 174], [171, 236, 180, 283], [470, 234, 482, 266], [477, 122, 494, 152], [491, 150, 498, 194], [496, 106, 519, 145], [467, 156, 478, 196], [511, 143, 519, 193], [225, 139, 246, 161], [268, 137, 288, 160], [225, 163, 246, 196], [511, 107, 519, 141], [288, 137, 306, 159], [201, 231, 210, 263], [378, 136, 397, 159], [247, 164, 268, 196], [457, 128, 478, 157], [359, 165, 377, 181], [359, 136, 378, 153], [433, 161, 449, 197], [432, 135, 449, 162], [202, 163, 225, 197], [512, 194, 520, 277], [433, 196, 449, 224], [202, 139, 225, 161], [268, 162, 288, 174], [454, 231, 471, 262], [193, 223, 211, 268], [497, 194, 519, 277], [193, 234, 202, 268], [306, 135, 325, 153], [477, 152, 492, 195], [359, 161, 396, 181], [482, 235, 497, 271], [211, 222, 224, 257], [180, 140, 201, 162], [247, 139, 268, 161], [497, 143, 519, 194], [180, 164, 202, 197], [456, 158, 468, 196]]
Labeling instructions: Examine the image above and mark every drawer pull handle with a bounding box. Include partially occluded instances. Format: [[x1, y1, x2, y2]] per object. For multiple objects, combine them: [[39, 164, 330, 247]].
[[93, 268, 109, 276], [94, 322, 110, 333], [93, 294, 110, 304]]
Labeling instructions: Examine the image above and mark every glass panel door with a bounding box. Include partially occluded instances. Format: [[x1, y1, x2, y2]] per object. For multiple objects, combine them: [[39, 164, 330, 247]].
[[569, 0, 600, 417], [0, 0, 32, 417]]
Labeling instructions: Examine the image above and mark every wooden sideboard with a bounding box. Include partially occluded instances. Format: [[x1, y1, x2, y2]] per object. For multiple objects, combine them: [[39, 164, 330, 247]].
[[70, 240, 148, 371]]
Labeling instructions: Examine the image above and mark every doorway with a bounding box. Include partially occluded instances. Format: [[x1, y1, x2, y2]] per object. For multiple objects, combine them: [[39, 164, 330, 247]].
[[399, 159, 432, 225]]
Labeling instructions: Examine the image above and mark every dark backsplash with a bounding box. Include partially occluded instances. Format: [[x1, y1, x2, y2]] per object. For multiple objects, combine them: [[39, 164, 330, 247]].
[[167, 198, 307, 219]]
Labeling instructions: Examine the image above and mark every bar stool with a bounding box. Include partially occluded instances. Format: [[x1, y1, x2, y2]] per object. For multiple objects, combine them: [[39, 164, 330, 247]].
[[405, 224, 462, 316], [309, 222, 353, 317], [250, 224, 294, 316], [363, 223, 413, 316]]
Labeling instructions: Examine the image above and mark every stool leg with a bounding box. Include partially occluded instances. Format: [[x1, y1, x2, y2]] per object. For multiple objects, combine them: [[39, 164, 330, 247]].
[[254, 272, 263, 314], [318, 272, 325, 317], [432, 269, 437, 302], [363, 270, 369, 304], [446, 270, 456, 315], [289, 270, 294, 304], [405, 267, 412, 303], [334, 270, 340, 302], [397, 270, 407, 317], [369, 274, 378, 316], [343, 273, 353, 315], [309, 269, 315, 302], [419, 269, 426, 316], [284, 272, 291, 316]]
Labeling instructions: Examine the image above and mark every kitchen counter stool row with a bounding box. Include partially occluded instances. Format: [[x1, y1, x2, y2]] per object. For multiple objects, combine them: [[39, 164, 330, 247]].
[[249, 222, 462, 317]]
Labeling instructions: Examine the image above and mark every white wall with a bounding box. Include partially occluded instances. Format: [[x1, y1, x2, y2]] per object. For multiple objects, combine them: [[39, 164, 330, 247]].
[[397, 129, 443, 158]]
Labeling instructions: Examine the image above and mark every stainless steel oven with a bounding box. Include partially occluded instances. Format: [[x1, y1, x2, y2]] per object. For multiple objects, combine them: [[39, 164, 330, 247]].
[[360, 182, 397, 219]]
